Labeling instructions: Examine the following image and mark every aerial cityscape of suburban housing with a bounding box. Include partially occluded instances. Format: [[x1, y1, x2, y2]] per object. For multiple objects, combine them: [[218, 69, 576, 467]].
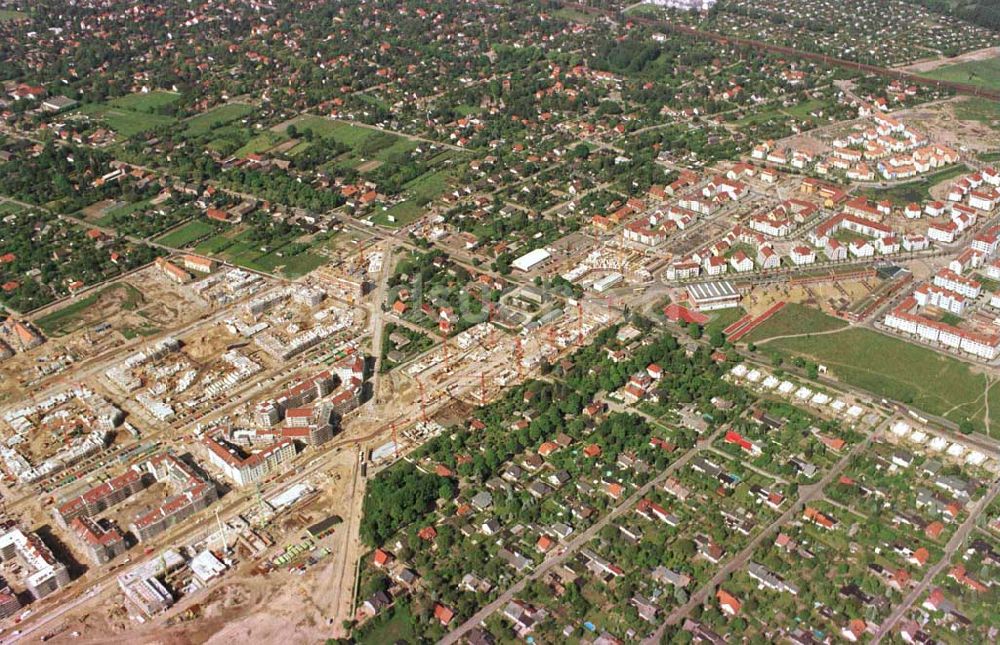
[[1, 0, 1000, 643]]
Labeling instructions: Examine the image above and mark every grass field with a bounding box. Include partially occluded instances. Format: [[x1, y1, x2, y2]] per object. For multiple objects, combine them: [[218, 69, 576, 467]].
[[732, 106, 785, 128], [954, 96, 1000, 126], [355, 604, 417, 645], [121, 322, 160, 340], [78, 103, 176, 138], [95, 199, 150, 226], [373, 201, 421, 226], [251, 249, 327, 277], [193, 227, 326, 278], [783, 99, 831, 120], [987, 381, 1000, 437], [35, 283, 144, 336], [0, 202, 25, 216], [766, 327, 993, 432], [553, 6, 597, 22], [745, 303, 848, 343], [109, 90, 180, 113], [279, 116, 418, 164], [275, 116, 460, 227], [860, 164, 970, 205], [195, 230, 239, 255], [279, 116, 371, 144], [233, 131, 289, 158], [704, 307, 745, 339], [183, 103, 254, 138], [155, 220, 217, 248], [373, 168, 454, 226], [924, 55, 1000, 93], [0, 10, 26, 21]]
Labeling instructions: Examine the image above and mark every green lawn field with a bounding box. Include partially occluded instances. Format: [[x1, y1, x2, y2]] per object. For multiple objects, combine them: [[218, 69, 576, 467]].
[[766, 327, 993, 433], [278, 116, 373, 145], [95, 199, 150, 227], [233, 131, 289, 158], [78, 104, 176, 138], [278, 116, 418, 163], [861, 164, 970, 205], [704, 307, 745, 339], [355, 604, 418, 645], [192, 226, 326, 278], [745, 304, 849, 343], [35, 283, 144, 336], [183, 103, 255, 138], [0, 202, 25, 216], [923, 55, 1000, 93], [109, 90, 181, 113], [372, 168, 456, 226], [954, 96, 1000, 127], [156, 220, 217, 248]]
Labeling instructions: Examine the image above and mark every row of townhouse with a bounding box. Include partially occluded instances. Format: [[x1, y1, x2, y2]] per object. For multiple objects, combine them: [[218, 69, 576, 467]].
[[622, 218, 666, 247], [203, 435, 296, 487], [811, 212, 896, 245], [667, 233, 921, 282], [620, 199, 708, 247], [949, 246, 987, 275], [884, 297, 1000, 360], [897, 200, 949, 219], [746, 199, 818, 237], [842, 196, 884, 221], [130, 454, 218, 542], [882, 211, 1000, 359], [590, 197, 649, 232], [926, 203, 978, 243], [809, 212, 906, 260], [727, 161, 782, 184], [932, 268, 981, 299], [877, 144, 958, 180], [913, 283, 967, 315], [647, 170, 699, 201], [946, 168, 1000, 203], [749, 141, 814, 169]]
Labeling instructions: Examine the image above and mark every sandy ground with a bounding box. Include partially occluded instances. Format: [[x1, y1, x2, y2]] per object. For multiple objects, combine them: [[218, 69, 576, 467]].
[[201, 578, 332, 645], [895, 98, 1000, 153], [776, 132, 828, 157], [744, 279, 876, 317], [31, 446, 364, 645], [898, 46, 1000, 73]]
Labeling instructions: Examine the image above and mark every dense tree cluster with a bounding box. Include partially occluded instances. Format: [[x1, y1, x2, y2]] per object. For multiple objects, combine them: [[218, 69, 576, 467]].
[[360, 462, 441, 547]]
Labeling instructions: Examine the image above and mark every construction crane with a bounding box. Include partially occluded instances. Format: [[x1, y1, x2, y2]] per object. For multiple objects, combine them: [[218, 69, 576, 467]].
[[391, 421, 399, 459], [577, 300, 585, 347], [480, 371, 487, 402]]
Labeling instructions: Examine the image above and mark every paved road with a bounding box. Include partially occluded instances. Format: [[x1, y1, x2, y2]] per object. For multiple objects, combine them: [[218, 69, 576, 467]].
[[327, 448, 366, 638], [4, 583, 105, 643], [645, 417, 884, 641], [871, 477, 1000, 642], [440, 426, 727, 645]]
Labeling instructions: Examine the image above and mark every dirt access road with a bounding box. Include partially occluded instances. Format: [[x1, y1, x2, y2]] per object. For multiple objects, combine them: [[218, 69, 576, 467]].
[[897, 46, 1000, 74]]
